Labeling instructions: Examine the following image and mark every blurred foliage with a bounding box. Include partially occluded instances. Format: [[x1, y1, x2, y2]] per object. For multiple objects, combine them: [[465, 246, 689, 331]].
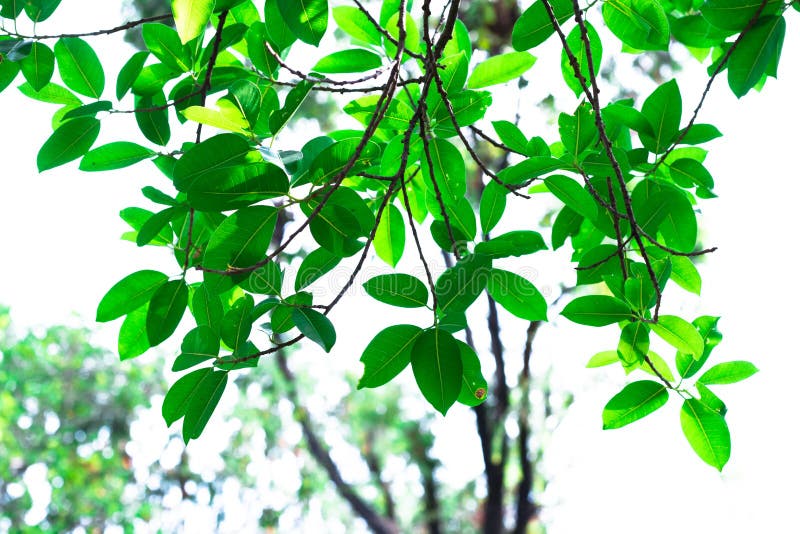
[[0, 306, 528, 532], [0, 307, 161, 530]]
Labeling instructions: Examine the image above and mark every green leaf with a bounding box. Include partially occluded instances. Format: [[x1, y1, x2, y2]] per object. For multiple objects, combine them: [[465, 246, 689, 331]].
[[116, 51, 149, 100], [137, 207, 181, 247], [640, 79, 682, 154], [475, 230, 547, 259], [203, 206, 278, 293], [456, 340, 488, 407], [245, 261, 283, 295], [61, 100, 112, 120], [182, 102, 249, 134], [18, 82, 80, 110], [411, 328, 463, 416], [434, 253, 491, 314], [270, 79, 314, 135], [603, 102, 653, 137], [175, 134, 288, 209], [306, 189, 372, 257], [54, 37, 104, 99], [698, 361, 758, 385], [171, 0, 214, 44], [678, 124, 723, 146], [701, 0, 783, 31], [669, 255, 702, 295], [631, 180, 697, 254], [576, 244, 622, 285], [270, 292, 312, 334], [671, 15, 731, 48], [220, 294, 254, 350], [486, 268, 547, 321], [135, 92, 171, 146], [313, 49, 382, 73], [676, 316, 722, 378], [383, 11, 421, 57], [148, 179, 180, 205], [561, 295, 633, 327], [277, 0, 328, 46], [19, 42, 54, 92], [162, 367, 206, 425], [669, 158, 714, 190], [80, 142, 155, 171], [0, 60, 20, 93], [375, 204, 405, 267], [499, 156, 567, 185], [697, 382, 726, 415], [142, 23, 191, 72], [0, 1, 24, 18], [332, 6, 382, 45], [292, 307, 336, 352], [379, 0, 409, 26], [421, 137, 467, 207], [587, 350, 619, 368], [602, 0, 670, 51], [728, 15, 785, 98], [479, 181, 507, 234], [225, 80, 263, 128], [182, 369, 228, 442], [558, 103, 598, 158], [119, 304, 150, 360], [192, 283, 224, 332], [172, 326, 220, 371], [364, 274, 429, 308], [492, 120, 529, 154], [561, 21, 602, 97], [618, 321, 650, 367], [545, 174, 598, 221], [251, 298, 279, 323], [295, 248, 340, 290], [246, 22, 279, 76], [602, 380, 668, 429], [263, 0, 298, 52], [132, 63, 181, 96], [680, 398, 730, 471], [467, 52, 536, 89], [146, 279, 188, 346], [303, 137, 380, 186], [120, 207, 171, 246], [651, 315, 704, 359], [97, 270, 168, 322], [512, 0, 572, 51], [0, 38, 31, 62], [433, 89, 492, 137], [358, 324, 423, 388], [37, 116, 100, 172], [430, 196, 476, 242], [23, 0, 61, 22], [426, 52, 468, 119]]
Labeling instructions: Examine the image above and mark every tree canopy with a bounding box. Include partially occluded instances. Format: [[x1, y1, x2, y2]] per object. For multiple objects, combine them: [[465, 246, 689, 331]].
[[1, 0, 794, 529]]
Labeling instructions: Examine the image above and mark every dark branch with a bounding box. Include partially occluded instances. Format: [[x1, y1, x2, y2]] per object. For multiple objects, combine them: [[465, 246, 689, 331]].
[[513, 322, 541, 534], [276, 351, 397, 534], [0, 13, 173, 40]]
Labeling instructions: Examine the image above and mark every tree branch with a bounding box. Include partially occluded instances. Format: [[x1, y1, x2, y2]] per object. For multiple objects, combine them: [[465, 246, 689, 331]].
[[276, 351, 398, 534], [0, 14, 173, 40], [513, 322, 541, 534]]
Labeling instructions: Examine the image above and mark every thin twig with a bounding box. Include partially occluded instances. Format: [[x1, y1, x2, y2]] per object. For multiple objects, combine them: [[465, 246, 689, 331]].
[[0, 13, 173, 40]]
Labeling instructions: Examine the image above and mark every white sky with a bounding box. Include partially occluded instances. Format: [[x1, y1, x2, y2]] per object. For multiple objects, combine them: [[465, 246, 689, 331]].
[[1, 2, 799, 533]]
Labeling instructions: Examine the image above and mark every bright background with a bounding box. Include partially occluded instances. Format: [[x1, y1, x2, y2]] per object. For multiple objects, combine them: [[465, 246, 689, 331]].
[[1, 2, 798, 532]]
